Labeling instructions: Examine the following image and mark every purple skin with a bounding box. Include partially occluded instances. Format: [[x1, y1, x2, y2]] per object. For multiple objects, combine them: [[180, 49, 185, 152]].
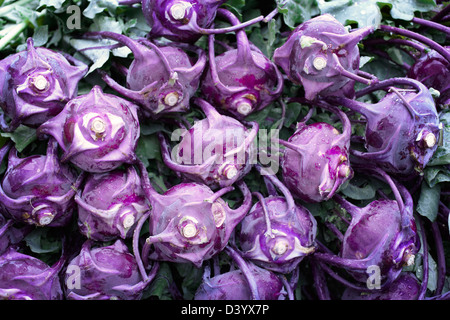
[[136, 160, 252, 268], [328, 78, 442, 177], [200, 9, 284, 120], [0, 246, 65, 300], [239, 165, 317, 274], [341, 272, 421, 300], [0, 140, 84, 227], [314, 167, 420, 287], [273, 14, 376, 101], [37, 85, 140, 173], [159, 97, 258, 190], [0, 38, 87, 132], [83, 31, 206, 118], [407, 46, 450, 106], [75, 165, 150, 242], [279, 104, 353, 203], [141, 0, 264, 43], [194, 248, 286, 300], [64, 239, 159, 300], [0, 212, 33, 255]]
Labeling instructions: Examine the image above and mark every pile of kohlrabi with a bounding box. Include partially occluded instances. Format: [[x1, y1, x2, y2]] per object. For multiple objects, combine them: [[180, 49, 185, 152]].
[[0, 0, 449, 302]]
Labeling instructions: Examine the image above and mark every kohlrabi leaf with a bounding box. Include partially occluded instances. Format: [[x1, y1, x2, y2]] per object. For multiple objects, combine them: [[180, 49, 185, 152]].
[[0, 125, 36, 152], [276, 0, 320, 29], [377, 0, 437, 21], [417, 182, 441, 222], [428, 109, 450, 166], [317, 0, 381, 28], [83, 0, 119, 19]]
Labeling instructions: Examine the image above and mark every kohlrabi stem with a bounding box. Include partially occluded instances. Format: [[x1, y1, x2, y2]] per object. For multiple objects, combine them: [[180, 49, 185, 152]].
[[378, 24, 450, 63], [133, 212, 151, 281], [412, 17, 450, 36], [363, 38, 427, 53], [311, 261, 330, 300], [224, 245, 261, 300], [316, 259, 370, 292], [416, 215, 429, 300], [255, 164, 295, 211], [0, 0, 34, 16], [278, 274, 295, 300], [431, 220, 446, 296], [431, 3, 450, 22], [117, 0, 141, 4], [263, 8, 279, 23], [216, 8, 252, 63], [252, 191, 273, 238], [0, 22, 26, 51], [197, 9, 264, 35]]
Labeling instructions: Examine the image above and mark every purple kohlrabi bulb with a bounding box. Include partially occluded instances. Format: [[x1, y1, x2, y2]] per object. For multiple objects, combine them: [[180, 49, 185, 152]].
[[200, 9, 284, 120], [37, 85, 140, 173], [75, 165, 150, 241], [328, 78, 442, 177], [159, 97, 258, 190], [273, 14, 375, 101], [315, 166, 420, 287], [239, 165, 317, 273], [0, 38, 87, 132], [83, 31, 206, 118], [0, 140, 84, 227], [194, 261, 285, 300], [141, 0, 264, 43], [279, 104, 353, 202], [64, 239, 158, 300], [0, 212, 32, 255], [136, 160, 252, 268], [342, 272, 421, 300], [407, 46, 450, 107], [0, 247, 65, 300]]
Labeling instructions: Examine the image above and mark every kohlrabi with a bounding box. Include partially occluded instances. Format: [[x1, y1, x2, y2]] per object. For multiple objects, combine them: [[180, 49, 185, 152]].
[[83, 31, 206, 118], [200, 9, 284, 119], [327, 78, 442, 177], [314, 166, 420, 288], [273, 14, 375, 101], [194, 245, 286, 300], [75, 165, 150, 242], [279, 102, 353, 203], [64, 239, 159, 300], [37, 85, 140, 173], [0, 246, 65, 300], [407, 47, 450, 107], [0, 212, 32, 255], [158, 97, 258, 190], [0, 140, 84, 227], [140, 0, 264, 43], [238, 165, 317, 274], [0, 38, 87, 132], [135, 160, 252, 268]]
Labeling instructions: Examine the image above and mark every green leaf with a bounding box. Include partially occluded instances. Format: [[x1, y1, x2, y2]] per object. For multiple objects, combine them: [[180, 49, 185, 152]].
[[424, 165, 450, 188], [38, 0, 65, 10], [317, 0, 381, 28], [83, 0, 118, 19], [428, 109, 450, 166], [276, 0, 320, 29], [378, 0, 437, 21], [0, 125, 36, 152], [24, 228, 62, 254], [143, 262, 173, 300], [416, 182, 441, 222]]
